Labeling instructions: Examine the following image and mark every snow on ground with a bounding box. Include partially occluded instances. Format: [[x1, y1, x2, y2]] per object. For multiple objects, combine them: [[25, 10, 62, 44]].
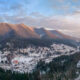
[[77, 61, 80, 68], [0, 43, 79, 73], [12, 56, 33, 64], [75, 75, 80, 80]]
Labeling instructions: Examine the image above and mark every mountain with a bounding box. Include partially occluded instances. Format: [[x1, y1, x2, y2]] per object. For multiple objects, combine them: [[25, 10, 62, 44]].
[[0, 23, 78, 41], [0, 23, 40, 39], [34, 28, 58, 39], [0, 23, 78, 48], [49, 30, 76, 40]]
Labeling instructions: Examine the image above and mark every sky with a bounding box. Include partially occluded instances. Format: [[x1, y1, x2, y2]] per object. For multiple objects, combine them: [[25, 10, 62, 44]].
[[0, 0, 80, 37]]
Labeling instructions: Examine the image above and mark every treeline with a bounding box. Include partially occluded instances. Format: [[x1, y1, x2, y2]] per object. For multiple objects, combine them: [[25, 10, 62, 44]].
[[36, 52, 80, 80], [0, 52, 80, 80], [0, 37, 77, 50], [0, 68, 30, 80], [0, 67, 42, 80]]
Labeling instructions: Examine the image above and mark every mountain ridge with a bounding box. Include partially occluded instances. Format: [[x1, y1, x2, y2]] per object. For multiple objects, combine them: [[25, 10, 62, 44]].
[[0, 23, 78, 40], [0, 23, 40, 39]]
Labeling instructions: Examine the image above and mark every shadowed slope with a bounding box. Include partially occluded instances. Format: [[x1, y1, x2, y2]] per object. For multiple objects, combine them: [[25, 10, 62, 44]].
[[34, 28, 58, 39], [50, 30, 75, 39]]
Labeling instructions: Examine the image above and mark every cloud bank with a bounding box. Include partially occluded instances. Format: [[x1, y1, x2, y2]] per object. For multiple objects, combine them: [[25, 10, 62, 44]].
[[0, 0, 80, 37]]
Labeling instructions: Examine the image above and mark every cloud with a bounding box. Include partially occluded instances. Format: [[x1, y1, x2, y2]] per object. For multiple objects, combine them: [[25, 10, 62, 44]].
[[0, 0, 28, 17], [73, 10, 80, 15], [42, 0, 80, 15], [0, 0, 80, 37], [1, 10, 80, 37], [72, 0, 79, 2], [30, 12, 44, 18]]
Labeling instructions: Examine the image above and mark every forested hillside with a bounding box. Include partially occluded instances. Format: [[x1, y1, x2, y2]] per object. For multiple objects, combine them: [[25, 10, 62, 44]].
[[0, 52, 80, 80]]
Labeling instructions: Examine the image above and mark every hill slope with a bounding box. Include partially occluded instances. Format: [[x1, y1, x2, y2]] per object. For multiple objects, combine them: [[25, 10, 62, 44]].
[[34, 28, 58, 39], [49, 30, 75, 39], [0, 23, 40, 39], [0, 23, 78, 41]]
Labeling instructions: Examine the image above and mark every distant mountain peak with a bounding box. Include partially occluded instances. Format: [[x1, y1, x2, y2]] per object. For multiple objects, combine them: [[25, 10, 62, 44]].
[[0, 23, 77, 40], [34, 27, 58, 39], [0, 23, 40, 39]]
